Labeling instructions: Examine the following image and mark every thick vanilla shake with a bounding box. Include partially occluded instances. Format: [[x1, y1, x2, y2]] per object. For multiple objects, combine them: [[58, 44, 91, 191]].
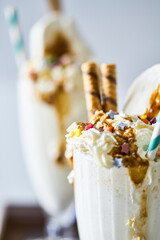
[[66, 111, 160, 240], [18, 13, 90, 216]]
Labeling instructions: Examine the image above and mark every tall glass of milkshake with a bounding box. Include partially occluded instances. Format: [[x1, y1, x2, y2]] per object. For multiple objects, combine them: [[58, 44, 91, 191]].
[[17, 13, 90, 235], [66, 62, 160, 240]]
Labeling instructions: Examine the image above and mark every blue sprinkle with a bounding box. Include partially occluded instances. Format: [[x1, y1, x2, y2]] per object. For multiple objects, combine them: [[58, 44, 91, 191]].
[[117, 121, 126, 130], [114, 157, 123, 168], [108, 110, 117, 119]]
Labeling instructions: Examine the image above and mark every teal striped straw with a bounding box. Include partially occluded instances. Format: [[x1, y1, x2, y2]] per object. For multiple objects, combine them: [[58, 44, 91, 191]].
[[147, 112, 160, 160], [4, 5, 26, 67]]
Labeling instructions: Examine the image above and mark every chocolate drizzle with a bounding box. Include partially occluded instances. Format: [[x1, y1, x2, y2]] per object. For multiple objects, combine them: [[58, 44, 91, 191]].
[[88, 91, 100, 98], [86, 71, 98, 79], [100, 64, 117, 112], [82, 62, 102, 121], [102, 74, 116, 84], [102, 95, 117, 106]]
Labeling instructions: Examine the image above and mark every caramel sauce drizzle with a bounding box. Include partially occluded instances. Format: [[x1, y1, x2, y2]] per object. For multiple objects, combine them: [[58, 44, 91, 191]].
[[35, 86, 71, 166], [77, 112, 149, 185], [145, 84, 160, 120], [110, 128, 149, 185], [44, 31, 74, 58], [32, 31, 74, 165]]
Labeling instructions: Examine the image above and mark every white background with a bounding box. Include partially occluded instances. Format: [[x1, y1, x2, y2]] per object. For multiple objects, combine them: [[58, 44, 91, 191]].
[[1, 0, 160, 205]]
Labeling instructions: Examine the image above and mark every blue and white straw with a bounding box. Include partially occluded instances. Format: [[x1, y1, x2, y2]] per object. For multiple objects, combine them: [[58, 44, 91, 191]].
[[4, 5, 26, 67], [147, 112, 160, 160]]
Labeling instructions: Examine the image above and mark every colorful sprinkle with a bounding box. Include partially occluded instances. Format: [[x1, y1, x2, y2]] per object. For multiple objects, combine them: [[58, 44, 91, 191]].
[[150, 118, 156, 125], [85, 123, 94, 131], [69, 132, 75, 138], [75, 128, 82, 137], [69, 128, 82, 138], [141, 119, 149, 124], [121, 143, 130, 155], [117, 121, 127, 130], [108, 110, 117, 119], [141, 115, 147, 119], [105, 126, 113, 132], [114, 157, 123, 168]]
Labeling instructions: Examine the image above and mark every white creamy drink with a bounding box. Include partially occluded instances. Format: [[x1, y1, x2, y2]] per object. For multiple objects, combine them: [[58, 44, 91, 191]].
[[66, 111, 160, 240], [18, 13, 90, 215]]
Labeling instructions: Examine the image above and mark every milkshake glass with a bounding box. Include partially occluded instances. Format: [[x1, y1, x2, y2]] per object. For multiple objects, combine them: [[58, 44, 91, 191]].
[[18, 57, 88, 211], [17, 13, 90, 234], [66, 111, 160, 240]]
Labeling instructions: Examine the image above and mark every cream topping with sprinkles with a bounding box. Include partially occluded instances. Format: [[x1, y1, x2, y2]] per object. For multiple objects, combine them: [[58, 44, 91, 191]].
[[21, 54, 82, 104], [66, 110, 159, 184]]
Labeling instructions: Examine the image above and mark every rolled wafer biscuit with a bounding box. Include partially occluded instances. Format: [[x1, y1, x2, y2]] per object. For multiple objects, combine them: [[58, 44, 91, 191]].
[[81, 62, 102, 121], [100, 63, 117, 112]]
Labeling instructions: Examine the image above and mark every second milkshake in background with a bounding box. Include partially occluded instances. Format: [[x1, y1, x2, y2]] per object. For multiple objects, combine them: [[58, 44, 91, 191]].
[[18, 11, 90, 217]]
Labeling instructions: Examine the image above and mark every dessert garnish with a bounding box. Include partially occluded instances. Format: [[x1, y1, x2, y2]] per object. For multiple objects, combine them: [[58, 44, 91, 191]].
[[105, 126, 113, 132], [85, 123, 94, 131], [27, 53, 77, 106], [100, 64, 117, 112], [150, 117, 156, 124], [140, 114, 147, 119], [108, 110, 117, 119], [114, 157, 123, 168], [117, 121, 127, 130], [66, 61, 160, 186], [141, 118, 149, 124], [121, 143, 130, 155], [81, 62, 102, 121]]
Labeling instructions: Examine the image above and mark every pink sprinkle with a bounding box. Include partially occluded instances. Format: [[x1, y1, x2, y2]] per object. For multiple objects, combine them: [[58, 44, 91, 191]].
[[121, 143, 130, 155], [85, 123, 94, 131], [150, 118, 156, 125]]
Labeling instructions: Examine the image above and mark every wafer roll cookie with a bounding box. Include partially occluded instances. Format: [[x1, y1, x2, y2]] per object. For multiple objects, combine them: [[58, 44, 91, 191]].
[[100, 64, 117, 112], [81, 62, 102, 121]]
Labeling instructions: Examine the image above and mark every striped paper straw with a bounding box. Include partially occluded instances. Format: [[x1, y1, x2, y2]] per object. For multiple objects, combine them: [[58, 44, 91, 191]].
[[147, 112, 160, 160], [4, 5, 26, 68]]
